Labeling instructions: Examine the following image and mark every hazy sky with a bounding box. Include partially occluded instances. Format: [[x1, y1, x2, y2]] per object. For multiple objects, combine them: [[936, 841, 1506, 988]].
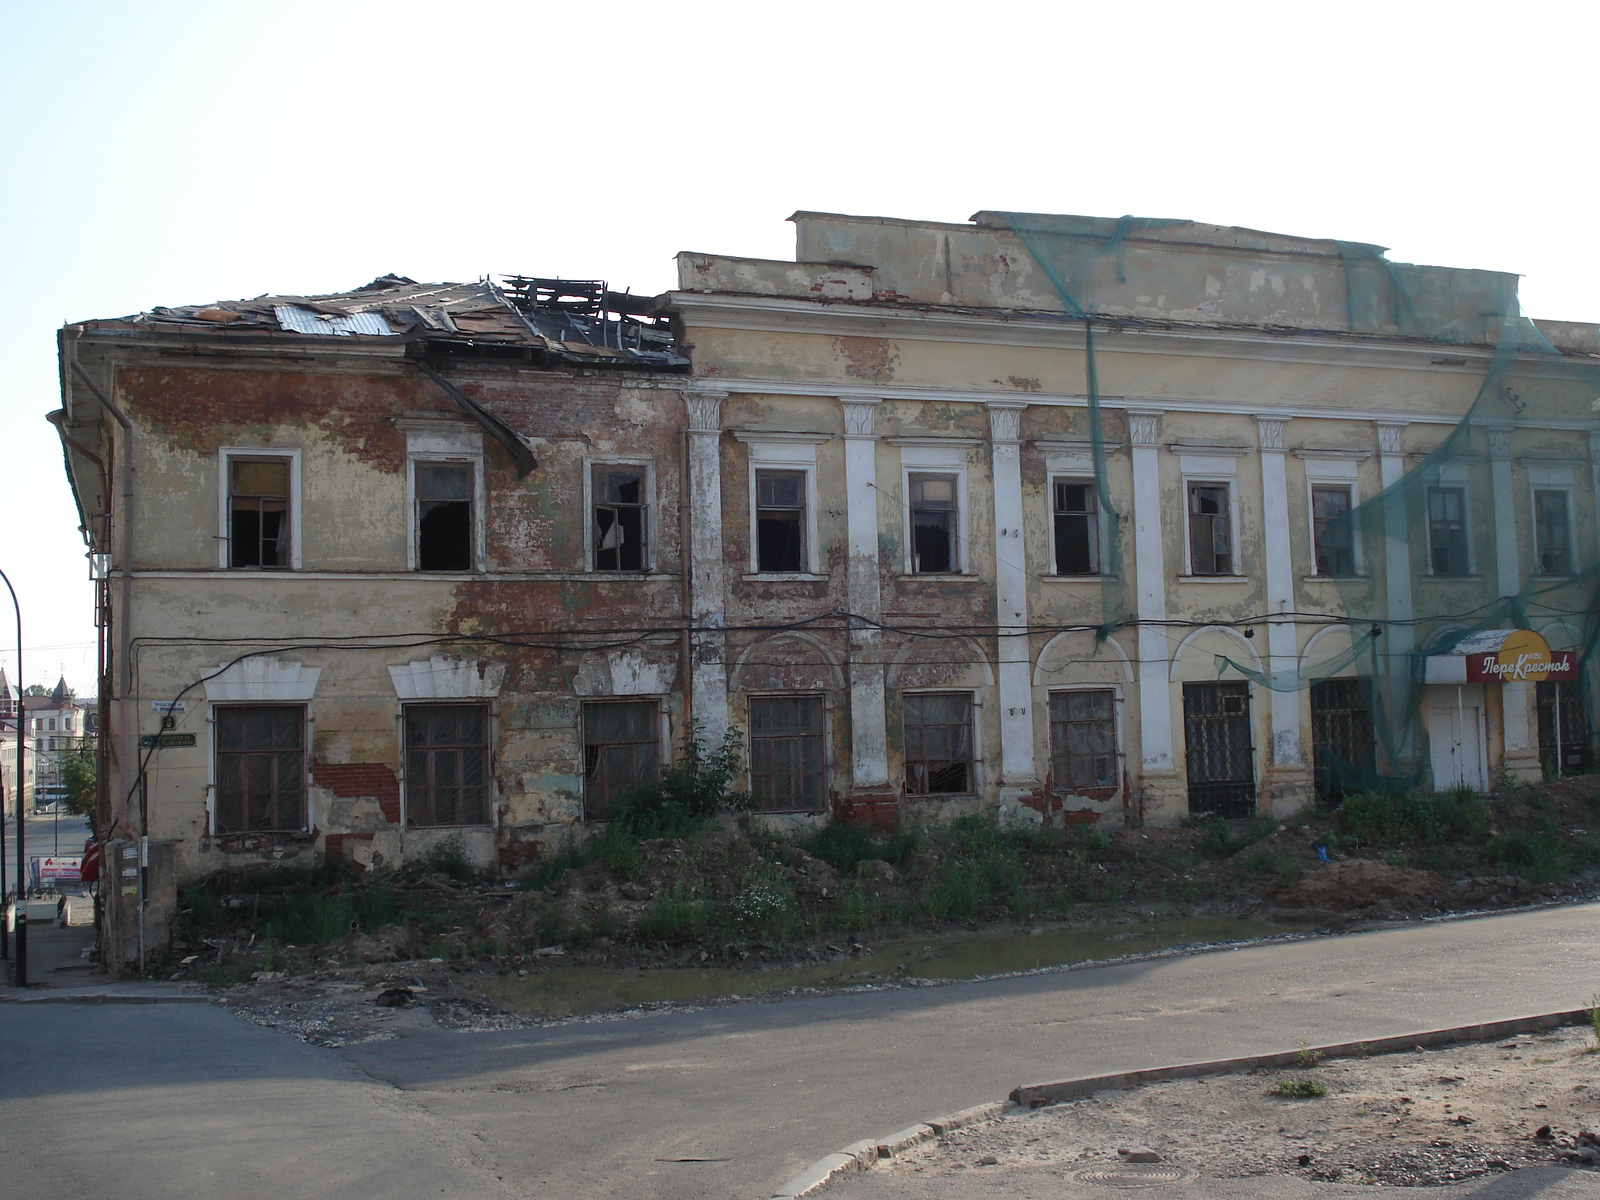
[[2, 0, 1595, 696]]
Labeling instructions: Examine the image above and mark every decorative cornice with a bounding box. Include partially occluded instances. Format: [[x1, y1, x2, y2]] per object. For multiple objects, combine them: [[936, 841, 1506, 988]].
[[884, 436, 985, 448], [729, 429, 833, 445], [1375, 423, 1406, 456], [1256, 417, 1287, 452], [1292, 447, 1372, 462], [1127, 410, 1163, 448], [1032, 438, 1127, 454], [685, 388, 726, 433], [1168, 442, 1252, 458], [840, 397, 881, 438], [987, 401, 1027, 444]]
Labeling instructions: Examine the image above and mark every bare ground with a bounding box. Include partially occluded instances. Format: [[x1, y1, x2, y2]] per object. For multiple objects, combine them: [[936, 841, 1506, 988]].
[[876, 1024, 1600, 1189]]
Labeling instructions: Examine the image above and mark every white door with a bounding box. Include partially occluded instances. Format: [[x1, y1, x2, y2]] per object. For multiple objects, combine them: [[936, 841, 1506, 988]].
[[1427, 684, 1487, 791]]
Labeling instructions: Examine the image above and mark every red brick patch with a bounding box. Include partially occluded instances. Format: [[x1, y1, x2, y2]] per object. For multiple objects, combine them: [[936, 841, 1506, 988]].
[[313, 763, 401, 823]]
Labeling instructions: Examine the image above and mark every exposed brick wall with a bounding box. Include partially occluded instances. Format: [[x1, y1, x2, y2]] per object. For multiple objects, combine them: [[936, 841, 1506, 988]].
[[313, 763, 401, 824], [832, 791, 900, 832]]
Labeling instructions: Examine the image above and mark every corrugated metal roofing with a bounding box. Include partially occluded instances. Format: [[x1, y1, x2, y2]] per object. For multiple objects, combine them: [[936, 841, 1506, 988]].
[[273, 305, 397, 337]]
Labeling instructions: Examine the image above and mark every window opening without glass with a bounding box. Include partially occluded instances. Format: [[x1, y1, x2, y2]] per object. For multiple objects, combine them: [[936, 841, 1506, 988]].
[[1309, 678, 1375, 803], [909, 473, 958, 573], [1182, 681, 1255, 817], [582, 701, 659, 820], [228, 458, 290, 569], [1311, 484, 1355, 577], [404, 704, 489, 826], [754, 469, 805, 573], [903, 692, 973, 794], [1427, 487, 1469, 576], [593, 466, 647, 572], [215, 705, 305, 833], [1187, 483, 1232, 575], [1534, 490, 1572, 576], [1052, 480, 1098, 575], [1048, 689, 1117, 792], [416, 462, 473, 571], [748, 695, 825, 811]]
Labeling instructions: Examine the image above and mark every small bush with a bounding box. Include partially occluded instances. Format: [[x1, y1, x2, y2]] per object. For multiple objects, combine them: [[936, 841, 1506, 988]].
[[614, 723, 749, 836], [1270, 1076, 1327, 1098], [1339, 789, 1488, 847]]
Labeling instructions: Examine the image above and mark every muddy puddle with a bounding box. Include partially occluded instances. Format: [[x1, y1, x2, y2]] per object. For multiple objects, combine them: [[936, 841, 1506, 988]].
[[469, 916, 1308, 1019]]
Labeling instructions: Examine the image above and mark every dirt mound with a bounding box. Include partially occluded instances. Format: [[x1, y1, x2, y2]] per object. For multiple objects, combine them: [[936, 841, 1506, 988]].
[[1277, 858, 1447, 912]]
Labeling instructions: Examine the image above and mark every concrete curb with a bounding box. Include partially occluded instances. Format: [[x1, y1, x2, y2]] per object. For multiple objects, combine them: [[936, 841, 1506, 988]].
[[1010, 1007, 1591, 1106], [767, 1008, 1592, 1199], [0, 988, 211, 1005], [769, 1102, 1005, 1199]]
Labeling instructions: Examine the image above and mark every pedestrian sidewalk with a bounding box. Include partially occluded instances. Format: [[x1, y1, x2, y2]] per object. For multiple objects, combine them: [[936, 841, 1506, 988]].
[[1, 923, 207, 1003]]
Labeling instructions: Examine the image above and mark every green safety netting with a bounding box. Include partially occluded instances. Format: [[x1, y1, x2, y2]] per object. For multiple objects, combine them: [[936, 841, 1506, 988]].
[[1002, 212, 1600, 796]]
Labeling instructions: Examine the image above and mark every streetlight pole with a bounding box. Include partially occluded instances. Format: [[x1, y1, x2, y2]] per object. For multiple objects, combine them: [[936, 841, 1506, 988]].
[[1, 568, 24, 986]]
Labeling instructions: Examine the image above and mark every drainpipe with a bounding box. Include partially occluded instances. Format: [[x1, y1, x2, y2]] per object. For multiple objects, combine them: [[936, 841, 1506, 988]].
[[65, 329, 137, 970]]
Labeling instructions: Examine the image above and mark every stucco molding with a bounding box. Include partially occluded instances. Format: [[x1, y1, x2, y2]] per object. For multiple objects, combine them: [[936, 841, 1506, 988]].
[[986, 402, 1027, 444], [388, 656, 505, 700], [1485, 425, 1513, 460], [1256, 417, 1287, 452], [840, 397, 882, 438], [202, 658, 322, 702], [1167, 625, 1263, 683], [1126, 409, 1163, 448], [685, 388, 726, 433], [1376, 422, 1406, 456]]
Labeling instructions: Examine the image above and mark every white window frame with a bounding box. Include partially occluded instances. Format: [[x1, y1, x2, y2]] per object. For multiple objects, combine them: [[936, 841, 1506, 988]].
[[1424, 463, 1476, 577], [1046, 684, 1125, 795], [584, 456, 657, 574], [404, 424, 486, 574], [900, 688, 982, 797], [218, 447, 303, 571], [894, 441, 974, 576], [735, 433, 828, 578], [1047, 473, 1101, 577], [1176, 451, 1243, 578], [1303, 462, 1362, 578], [744, 690, 831, 813]]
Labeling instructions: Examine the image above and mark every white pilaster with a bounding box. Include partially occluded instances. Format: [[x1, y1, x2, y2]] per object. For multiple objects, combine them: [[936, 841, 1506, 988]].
[[988, 402, 1035, 783], [1128, 409, 1173, 773], [1258, 417, 1301, 767], [841, 397, 888, 789], [1375, 422, 1415, 768], [1487, 426, 1533, 760], [685, 388, 728, 745]]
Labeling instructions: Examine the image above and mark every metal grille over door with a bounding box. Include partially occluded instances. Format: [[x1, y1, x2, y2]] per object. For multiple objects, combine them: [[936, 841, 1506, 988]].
[[1310, 678, 1375, 803], [1183, 681, 1255, 817]]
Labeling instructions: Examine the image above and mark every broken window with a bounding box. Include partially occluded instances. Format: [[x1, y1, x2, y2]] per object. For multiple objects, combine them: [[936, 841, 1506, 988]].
[[1188, 482, 1232, 575], [228, 457, 291, 568], [749, 695, 825, 811], [909, 473, 959, 573], [1535, 489, 1572, 576], [582, 700, 660, 821], [1049, 689, 1118, 793], [593, 466, 648, 572], [415, 462, 474, 571], [1427, 486, 1469, 576], [1052, 479, 1098, 575], [214, 705, 306, 833], [404, 704, 489, 826], [1312, 484, 1356, 577], [903, 692, 974, 795], [754, 470, 806, 573]]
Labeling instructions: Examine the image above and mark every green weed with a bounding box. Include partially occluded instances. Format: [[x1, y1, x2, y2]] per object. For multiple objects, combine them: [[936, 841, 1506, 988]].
[[1270, 1077, 1327, 1098]]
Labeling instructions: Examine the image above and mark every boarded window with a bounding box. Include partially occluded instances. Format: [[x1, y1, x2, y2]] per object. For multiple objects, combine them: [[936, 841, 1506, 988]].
[[593, 467, 648, 572], [1534, 489, 1572, 576], [582, 701, 659, 820], [909, 473, 958, 573], [903, 692, 973, 795], [228, 458, 290, 568], [1188, 483, 1232, 575], [749, 696, 825, 811], [404, 704, 489, 826], [1049, 690, 1117, 792], [755, 470, 805, 573], [1312, 484, 1355, 577], [1427, 487, 1469, 576], [416, 462, 473, 571], [1052, 480, 1098, 575], [215, 705, 305, 833]]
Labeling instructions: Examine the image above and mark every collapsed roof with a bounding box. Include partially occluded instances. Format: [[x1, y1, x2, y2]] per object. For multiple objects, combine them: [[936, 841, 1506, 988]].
[[82, 274, 688, 370]]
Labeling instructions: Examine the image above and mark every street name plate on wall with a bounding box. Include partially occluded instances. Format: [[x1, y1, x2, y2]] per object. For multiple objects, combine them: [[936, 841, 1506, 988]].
[[138, 733, 196, 748], [149, 700, 187, 713]]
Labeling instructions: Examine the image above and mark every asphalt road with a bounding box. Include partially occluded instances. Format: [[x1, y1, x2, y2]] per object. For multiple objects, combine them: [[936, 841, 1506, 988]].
[[5, 904, 1600, 1200]]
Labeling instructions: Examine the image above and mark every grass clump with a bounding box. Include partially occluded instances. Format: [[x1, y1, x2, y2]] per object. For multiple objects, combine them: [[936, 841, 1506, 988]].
[[1270, 1076, 1328, 1098]]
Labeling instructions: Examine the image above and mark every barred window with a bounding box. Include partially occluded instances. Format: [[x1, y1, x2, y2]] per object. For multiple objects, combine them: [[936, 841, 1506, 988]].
[[903, 692, 973, 795], [1049, 690, 1118, 792], [582, 701, 660, 821], [404, 704, 489, 826], [749, 696, 825, 811], [215, 705, 306, 833]]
